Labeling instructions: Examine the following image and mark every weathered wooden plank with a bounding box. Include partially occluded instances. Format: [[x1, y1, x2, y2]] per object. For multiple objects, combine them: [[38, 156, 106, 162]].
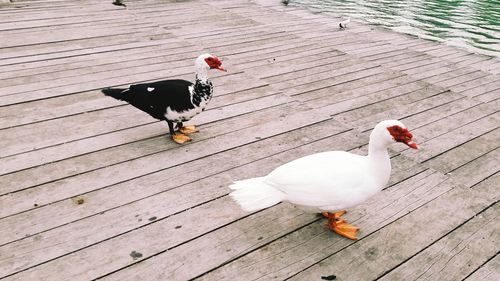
[[397, 38, 435, 49], [0, 5, 120, 23], [1, 42, 336, 93], [0, 19, 139, 39], [0, 35, 178, 68], [402, 110, 500, 162], [465, 254, 500, 281], [449, 74, 500, 94], [0, 43, 186, 82], [0, 104, 158, 157], [193, 169, 455, 281], [0, 61, 242, 106], [93, 154, 426, 281], [224, 38, 332, 63], [0, 42, 336, 103], [289, 174, 499, 281], [403, 61, 454, 79], [426, 46, 462, 57], [0, 103, 303, 238], [330, 83, 446, 124], [0, 66, 261, 129], [0, 107, 330, 219], [0, 12, 132, 31], [351, 95, 477, 134], [285, 66, 385, 97], [1, 16, 155, 37], [0, 91, 295, 189], [459, 80, 500, 98], [413, 42, 445, 52], [471, 57, 500, 73], [424, 128, 500, 174], [425, 67, 478, 84], [377, 202, 499, 281], [210, 34, 328, 57], [435, 70, 489, 89], [0, 56, 195, 97], [146, 11, 254, 27], [1, 1, 498, 281], [301, 74, 417, 109], [334, 41, 390, 55], [246, 52, 347, 80], [0, 91, 291, 193], [408, 101, 497, 142], [393, 56, 450, 72], [0, 149, 426, 280], [455, 54, 493, 67], [474, 89, 500, 103], [263, 55, 357, 84], [0, 23, 159, 49], [0, 43, 197, 87], [382, 53, 430, 69], [344, 42, 394, 57], [0, 120, 352, 278], [0, 94, 119, 130], [295, 71, 406, 104], [447, 148, 500, 188], [0, 75, 275, 166], [485, 60, 500, 74], [358, 48, 407, 61]]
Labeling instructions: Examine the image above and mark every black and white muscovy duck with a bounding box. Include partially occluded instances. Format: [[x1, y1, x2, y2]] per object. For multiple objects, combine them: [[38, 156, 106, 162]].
[[230, 120, 418, 240], [102, 54, 226, 144], [339, 17, 350, 29], [112, 0, 126, 7]]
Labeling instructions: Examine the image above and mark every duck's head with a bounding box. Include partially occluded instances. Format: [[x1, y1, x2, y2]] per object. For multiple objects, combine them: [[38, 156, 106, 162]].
[[196, 54, 226, 72], [373, 120, 418, 149]]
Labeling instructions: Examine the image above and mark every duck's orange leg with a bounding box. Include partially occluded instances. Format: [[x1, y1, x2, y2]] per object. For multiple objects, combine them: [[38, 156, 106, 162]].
[[322, 210, 358, 240]]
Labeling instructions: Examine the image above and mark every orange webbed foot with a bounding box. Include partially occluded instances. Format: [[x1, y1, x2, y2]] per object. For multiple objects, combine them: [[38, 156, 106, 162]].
[[179, 125, 198, 135], [323, 210, 358, 240], [171, 133, 192, 144]]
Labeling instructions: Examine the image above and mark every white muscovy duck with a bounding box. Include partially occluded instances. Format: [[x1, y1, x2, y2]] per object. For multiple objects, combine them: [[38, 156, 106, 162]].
[[102, 54, 226, 144], [229, 120, 418, 240]]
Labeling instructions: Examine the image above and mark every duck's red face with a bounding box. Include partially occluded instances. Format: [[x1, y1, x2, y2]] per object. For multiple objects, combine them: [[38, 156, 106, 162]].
[[205, 56, 226, 72], [387, 125, 418, 149]]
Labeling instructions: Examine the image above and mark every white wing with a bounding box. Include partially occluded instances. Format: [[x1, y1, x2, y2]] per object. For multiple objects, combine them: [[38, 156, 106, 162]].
[[264, 151, 369, 209]]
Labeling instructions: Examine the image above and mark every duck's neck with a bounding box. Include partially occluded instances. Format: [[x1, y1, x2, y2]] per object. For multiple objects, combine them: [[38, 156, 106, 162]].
[[195, 74, 210, 85], [195, 66, 209, 83], [192, 75, 213, 106], [193, 75, 213, 96], [367, 138, 392, 189], [368, 140, 389, 160]]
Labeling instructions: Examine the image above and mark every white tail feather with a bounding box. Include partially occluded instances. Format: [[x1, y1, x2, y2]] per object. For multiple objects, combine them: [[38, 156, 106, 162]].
[[229, 177, 284, 212]]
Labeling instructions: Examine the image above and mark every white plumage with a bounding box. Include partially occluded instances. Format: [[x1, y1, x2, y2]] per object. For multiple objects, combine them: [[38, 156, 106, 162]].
[[229, 120, 418, 239]]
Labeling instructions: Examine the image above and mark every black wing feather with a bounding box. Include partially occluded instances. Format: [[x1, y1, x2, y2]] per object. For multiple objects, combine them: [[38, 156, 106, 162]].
[[108, 79, 194, 120]]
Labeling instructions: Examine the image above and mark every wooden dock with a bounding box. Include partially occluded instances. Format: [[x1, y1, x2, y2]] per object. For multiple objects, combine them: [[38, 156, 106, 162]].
[[0, 0, 499, 280]]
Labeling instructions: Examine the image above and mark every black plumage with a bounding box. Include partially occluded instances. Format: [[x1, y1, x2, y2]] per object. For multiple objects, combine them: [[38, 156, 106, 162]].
[[102, 54, 226, 144], [112, 0, 126, 7], [103, 80, 199, 119]]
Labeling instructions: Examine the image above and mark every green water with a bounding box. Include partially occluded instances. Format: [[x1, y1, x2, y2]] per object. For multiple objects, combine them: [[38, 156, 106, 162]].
[[291, 0, 500, 57]]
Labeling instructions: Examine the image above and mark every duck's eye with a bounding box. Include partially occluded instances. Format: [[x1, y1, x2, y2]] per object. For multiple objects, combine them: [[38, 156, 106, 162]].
[[207, 57, 213, 61]]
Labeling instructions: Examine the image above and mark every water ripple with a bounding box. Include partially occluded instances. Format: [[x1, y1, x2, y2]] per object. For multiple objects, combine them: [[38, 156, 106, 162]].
[[291, 0, 500, 57]]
